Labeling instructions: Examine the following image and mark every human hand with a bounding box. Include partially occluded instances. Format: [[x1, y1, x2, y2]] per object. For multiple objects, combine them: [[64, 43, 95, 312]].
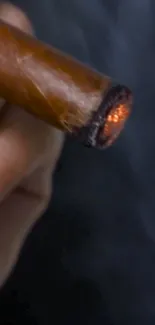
[[0, 2, 64, 287]]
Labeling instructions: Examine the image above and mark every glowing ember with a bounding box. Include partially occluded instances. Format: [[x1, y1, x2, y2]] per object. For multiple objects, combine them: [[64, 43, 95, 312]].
[[100, 103, 130, 146]]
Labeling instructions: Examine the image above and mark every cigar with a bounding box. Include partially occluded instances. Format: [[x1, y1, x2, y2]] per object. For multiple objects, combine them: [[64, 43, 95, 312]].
[[0, 20, 132, 149]]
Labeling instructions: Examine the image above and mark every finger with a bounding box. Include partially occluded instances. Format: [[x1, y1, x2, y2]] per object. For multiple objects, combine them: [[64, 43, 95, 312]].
[[0, 2, 33, 33], [0, 128, 64, 287], [0, 167, 52, 286]]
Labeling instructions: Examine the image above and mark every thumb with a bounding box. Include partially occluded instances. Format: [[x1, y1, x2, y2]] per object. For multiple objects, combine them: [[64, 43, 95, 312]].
[[0, 2, 33, 33]]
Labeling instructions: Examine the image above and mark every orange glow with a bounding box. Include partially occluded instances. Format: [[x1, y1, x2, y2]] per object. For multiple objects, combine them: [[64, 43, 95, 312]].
[[103, 103, 130, 144]]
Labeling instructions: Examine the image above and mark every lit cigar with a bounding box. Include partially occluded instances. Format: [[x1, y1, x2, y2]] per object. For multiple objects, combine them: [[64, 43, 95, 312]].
[[0, 20, 132, 149]]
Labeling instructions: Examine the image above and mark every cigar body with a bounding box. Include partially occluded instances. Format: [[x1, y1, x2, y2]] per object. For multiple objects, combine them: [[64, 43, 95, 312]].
[[0, 20, 132, 149]]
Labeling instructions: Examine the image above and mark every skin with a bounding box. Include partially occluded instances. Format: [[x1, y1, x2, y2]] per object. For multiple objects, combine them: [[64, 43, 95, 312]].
[[0, 2, 64, 287]]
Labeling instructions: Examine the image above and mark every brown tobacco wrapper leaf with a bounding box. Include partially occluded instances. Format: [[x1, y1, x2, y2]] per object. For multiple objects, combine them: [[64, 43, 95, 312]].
[[0, 20, 132, 149]]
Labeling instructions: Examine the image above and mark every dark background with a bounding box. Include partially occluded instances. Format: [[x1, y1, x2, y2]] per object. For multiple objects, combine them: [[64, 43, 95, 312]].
[[1, 0, 155, 324]]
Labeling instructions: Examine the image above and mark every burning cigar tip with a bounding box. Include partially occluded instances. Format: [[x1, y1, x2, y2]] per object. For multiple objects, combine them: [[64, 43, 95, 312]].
[[0, 18, 133, 150]]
